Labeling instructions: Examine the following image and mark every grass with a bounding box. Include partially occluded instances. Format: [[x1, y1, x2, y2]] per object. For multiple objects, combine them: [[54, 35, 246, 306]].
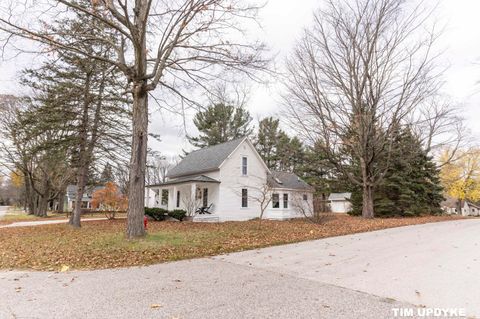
[[0, 207, 67, 225], [0, 214, 466, 271], [0, 208, 127, 225]]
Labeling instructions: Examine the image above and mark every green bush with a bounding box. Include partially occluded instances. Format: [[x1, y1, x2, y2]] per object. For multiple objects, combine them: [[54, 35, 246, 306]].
[[144, 207, 168, 221], [168, 209, 187, 221]]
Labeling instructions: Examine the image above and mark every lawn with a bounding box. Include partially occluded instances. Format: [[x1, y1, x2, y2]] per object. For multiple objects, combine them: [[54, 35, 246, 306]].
[[0, 214, 465, 271], [0, 207, 67, 225]]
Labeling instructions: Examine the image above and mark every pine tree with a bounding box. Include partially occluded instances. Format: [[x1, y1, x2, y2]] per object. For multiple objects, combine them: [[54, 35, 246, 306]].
[[350, 128, 444, 217], [99, 163, 115, 184], [255, 116, 305, 172], [188, 103, 253, 148], [256, 117, 280, 168]]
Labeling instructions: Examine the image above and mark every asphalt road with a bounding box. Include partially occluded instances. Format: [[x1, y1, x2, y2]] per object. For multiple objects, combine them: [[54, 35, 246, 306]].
[[1, 219, 478, 319]]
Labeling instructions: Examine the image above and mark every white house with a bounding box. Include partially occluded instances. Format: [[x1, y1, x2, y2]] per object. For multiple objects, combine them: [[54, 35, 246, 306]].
[[145, 137, 315, 222], [328, 193, 352, 213], [442, 197, 480, 216], [65, 185, 104, 211]]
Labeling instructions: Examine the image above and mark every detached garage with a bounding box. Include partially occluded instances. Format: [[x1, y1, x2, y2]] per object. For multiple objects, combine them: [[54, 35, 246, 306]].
[[328, 193, 352, 213]]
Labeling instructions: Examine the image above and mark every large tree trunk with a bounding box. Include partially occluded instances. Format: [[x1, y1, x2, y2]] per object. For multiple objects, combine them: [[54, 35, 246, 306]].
[[57, 190, 65, 213], [36, 194, 49, 217], [126, 85, 148, 239], [24, 178, 35, 215], [69, 166, 87, 227], [362, 183, 374, 218], [69, 72, 92, 228]]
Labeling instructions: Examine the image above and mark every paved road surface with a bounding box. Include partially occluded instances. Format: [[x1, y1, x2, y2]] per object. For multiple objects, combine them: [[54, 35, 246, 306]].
[[1, 219, 478, 319]]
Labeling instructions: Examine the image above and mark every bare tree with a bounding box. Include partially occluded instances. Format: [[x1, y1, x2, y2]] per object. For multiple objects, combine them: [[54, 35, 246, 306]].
[[284, 0, 443, 218], [0, 0, 269, 237], [290, 193, 325, 224], [411, 98, 470, 166], [181, 193, 201, 218]]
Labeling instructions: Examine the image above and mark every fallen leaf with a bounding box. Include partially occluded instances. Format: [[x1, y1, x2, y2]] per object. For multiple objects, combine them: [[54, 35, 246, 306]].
[[60, 265, 70, 272], [150, 304, 162, 309]]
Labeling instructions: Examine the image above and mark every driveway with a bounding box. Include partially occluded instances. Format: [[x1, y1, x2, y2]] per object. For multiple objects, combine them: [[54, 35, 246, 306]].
[[0, 219, 478, 319]]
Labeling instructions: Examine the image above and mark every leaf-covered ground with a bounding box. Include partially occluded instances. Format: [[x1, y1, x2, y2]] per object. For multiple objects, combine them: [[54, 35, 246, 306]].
[[0, 214, 465, 271]]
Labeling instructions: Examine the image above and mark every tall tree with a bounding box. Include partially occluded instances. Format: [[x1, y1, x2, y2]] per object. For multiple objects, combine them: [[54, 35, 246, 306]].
[[284, 0, 442, 218], [350, 128, 444, 217], [256, 117, 281, 169], [188, 103, 253, 148], [255, 117, 304, 172], [440, 149, 480, 205], [20, 9, 130, 227], [0, 0, 268, 238]]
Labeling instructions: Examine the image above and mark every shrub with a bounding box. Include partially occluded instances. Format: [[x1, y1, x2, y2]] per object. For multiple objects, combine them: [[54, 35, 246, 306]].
[[144, 207, 168, 221], [168, 209, 187, 221]]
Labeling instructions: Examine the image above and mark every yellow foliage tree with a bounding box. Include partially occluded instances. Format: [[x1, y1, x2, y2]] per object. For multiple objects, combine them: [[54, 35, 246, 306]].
[[10, 170, 24, 188], [440, 149, 480, 202]]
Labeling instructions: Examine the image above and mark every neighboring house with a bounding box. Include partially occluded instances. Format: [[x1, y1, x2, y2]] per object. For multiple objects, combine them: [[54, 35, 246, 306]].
[[328, 193, 352, 213], [441, 197, 480, 216], [145, 137, 315, 222], [65, 185, 104, 211]]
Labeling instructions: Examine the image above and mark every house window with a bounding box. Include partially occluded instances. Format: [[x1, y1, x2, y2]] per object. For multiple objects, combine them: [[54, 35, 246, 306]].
[[161, 190, 169, 206], [203, 188, 208, 207], [303, 194, 308, 201], [242, 189, 248, 208], [272, 193, 280, 208], [176, 191, 180, 208], [242, 156, 248, 176], [283, 193, 288, 209]]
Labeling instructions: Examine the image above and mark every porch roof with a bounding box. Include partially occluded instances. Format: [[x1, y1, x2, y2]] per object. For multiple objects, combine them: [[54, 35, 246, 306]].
[[148, 175, 221, 187]]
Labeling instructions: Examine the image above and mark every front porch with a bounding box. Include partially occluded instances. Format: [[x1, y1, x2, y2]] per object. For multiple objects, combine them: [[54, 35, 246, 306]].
[[146, 175, 220, 221]]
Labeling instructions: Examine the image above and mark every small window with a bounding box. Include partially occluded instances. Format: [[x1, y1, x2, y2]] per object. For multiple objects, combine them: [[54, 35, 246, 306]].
[[176, 191, 180, 208], [242, 156, 248, 176], [272, 193, 280, 208], [283, 193, 288, 209], [303, 194, 308, 201], [161, 190, 169, 206], [242, 189, 248, 208]]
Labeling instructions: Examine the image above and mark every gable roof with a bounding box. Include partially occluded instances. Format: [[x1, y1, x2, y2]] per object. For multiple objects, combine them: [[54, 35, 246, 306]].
[[441, 197, 458, 209], [66, 185, 105, 200], [268, 171, 314, 191], [167, 137, 247, 178], [328, 193, 352, 201]]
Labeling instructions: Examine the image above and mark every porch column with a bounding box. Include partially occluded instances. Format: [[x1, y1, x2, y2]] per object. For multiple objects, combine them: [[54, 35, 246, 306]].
[[191, 183, 197, 204], [172, 186, 178, 210]]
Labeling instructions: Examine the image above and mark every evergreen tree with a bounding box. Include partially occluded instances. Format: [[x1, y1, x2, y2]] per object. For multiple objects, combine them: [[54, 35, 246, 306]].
[[350, 128, 444, 217], [256, 117, 280, 168], [188, 103, 253, 148], [99, 163, 115, 184], [255, 116, 305, 172]]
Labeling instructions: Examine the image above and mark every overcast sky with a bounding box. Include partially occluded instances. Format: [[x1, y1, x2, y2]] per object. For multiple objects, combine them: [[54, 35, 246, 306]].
[[1, 0, 479, 158]]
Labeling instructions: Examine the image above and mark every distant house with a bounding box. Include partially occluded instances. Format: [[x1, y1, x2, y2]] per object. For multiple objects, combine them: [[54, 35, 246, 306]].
[[441, 197, 480, 216], [65, 185, 105, 211], [328, 193, 352, 213], [145, 137, 315, 222]]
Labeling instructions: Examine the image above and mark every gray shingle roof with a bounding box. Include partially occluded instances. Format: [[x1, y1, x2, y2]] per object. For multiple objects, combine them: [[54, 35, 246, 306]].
[[167, 137, 246, 178], [328, 193, 352, 201], [268, 171, 314, 191], [148, 175, 220, 187]]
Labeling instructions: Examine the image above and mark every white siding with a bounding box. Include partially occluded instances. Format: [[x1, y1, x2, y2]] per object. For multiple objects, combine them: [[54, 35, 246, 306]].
[[264, 190, 314, 220], [330, 200, 352, 213], [216, 139, 268, 221]]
